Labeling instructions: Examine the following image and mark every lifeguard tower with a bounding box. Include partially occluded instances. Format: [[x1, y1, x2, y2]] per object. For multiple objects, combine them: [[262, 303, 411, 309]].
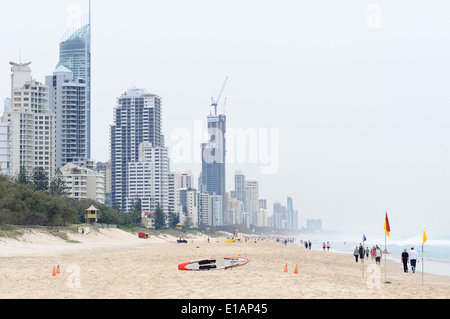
[[85, 205, 100, 224]]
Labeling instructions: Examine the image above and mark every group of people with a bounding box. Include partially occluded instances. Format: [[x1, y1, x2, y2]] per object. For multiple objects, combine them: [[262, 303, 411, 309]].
[[401, 247, 420, 273], [353, 244, 383, 265]]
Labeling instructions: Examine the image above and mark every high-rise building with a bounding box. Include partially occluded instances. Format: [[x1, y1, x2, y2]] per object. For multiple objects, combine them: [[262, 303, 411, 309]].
[[198, 192, 223, 227], [110, 88, 163, 212], [96, 161, 111, 206], [272, 201, 283, 229], [245, 180, 259, 227], [0, 122, 11, 176], [57, 20, 91, 159], [1, 62, 55, 178], [286, 196, 299, 230], [201, 112, 226, 219], [179, 188, 199, 227], [227, 197, 243, 225], [46, 66, 87, 169], [233, 170, 247, 213], [125, 142, 169, 215]]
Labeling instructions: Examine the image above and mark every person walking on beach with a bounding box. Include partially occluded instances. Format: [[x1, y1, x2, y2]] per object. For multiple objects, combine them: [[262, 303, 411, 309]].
[[359, 244, 364, 262], [308, 240, 311, 250], [409, 247, 419, 273], [323, 242, 326, 252], [354, 246, 359, 262], [365, 247, 369, 259], [401, 249, 409, 273], [327, 241, 330, 252], [375, 245, 382, 266]]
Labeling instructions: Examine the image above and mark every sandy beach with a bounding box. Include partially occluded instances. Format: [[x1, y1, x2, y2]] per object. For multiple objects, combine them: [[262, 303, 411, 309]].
[[0, 227, 449, 299]]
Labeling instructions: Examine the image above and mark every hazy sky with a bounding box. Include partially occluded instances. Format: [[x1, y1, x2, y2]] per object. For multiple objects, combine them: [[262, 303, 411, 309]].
[[1, 1, 450, 237]]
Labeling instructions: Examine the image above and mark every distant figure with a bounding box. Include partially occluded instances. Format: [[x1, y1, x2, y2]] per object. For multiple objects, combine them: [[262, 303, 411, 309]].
[[365, 247, 369, 259], [409, 247, 419, 273], [359, 244, 364, 261], [375, 245, 382, 265], [323, 242, 326, 252], [354, 247, 359, 262], [308, 240, 312, 250], [327, 241, 330, 252], [401, 249, 409, 273], [305, 241, 308, 249]]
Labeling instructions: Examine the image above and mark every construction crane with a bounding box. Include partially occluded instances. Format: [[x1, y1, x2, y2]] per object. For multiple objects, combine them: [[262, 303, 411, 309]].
[[211, 76, 228, 115]]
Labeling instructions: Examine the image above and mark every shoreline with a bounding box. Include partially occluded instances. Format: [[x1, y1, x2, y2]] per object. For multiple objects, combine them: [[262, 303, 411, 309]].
[[295, 237, 450, 278]]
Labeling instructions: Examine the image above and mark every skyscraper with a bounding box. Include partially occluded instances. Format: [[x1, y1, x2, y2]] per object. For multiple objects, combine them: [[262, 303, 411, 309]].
[[46, 66, 87, 169], [201, 112, 226, 218], [110, 88, 163, 212], [1, 62, 55, 178], [56, 19, 91, 159]]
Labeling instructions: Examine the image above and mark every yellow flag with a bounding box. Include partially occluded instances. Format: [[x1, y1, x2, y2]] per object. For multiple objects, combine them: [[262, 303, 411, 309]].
[[423, 230, 427, 244], [383, 212, 390, 238]]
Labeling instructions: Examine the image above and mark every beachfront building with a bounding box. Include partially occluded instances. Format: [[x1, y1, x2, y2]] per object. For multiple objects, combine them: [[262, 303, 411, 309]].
[[168, 170, 194, 216], [57, 20, 91, 159], [0, 122, 11, 176], [227, 197, 243, 225], [110, 88, 163, 212], [201, 111, 226, 218], [233, 171, 247, 213], [245, 180, 259, 227], [282, 197, 299, 230], [179, 188, 199, 227], [125, 142, 169, 216], [46, 66, 87, 169], [96, 161, 111, 206], [60, 162, 105, 203], [1, 62, 55, 179]]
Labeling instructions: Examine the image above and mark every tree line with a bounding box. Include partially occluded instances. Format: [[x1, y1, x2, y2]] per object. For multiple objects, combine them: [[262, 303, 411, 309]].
[[0, 167, 183, 230], [0, 168, 123, 227]]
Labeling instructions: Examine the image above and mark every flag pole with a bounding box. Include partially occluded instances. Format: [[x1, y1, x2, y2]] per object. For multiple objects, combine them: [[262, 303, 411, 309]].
[[362, 234, 366, 278], [422, 243, 424, 285], [384, 230, 387, 283]]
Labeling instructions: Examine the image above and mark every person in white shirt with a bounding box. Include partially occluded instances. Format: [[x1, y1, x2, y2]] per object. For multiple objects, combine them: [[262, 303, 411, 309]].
[[375, 245, 382, 265], [409, 247, 419, 273]]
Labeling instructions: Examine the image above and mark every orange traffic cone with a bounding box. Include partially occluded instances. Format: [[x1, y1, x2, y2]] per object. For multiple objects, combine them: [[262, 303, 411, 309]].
[[284, 263, 288, 273], [294, 264, 298, 274], [52, 265, 56, 277]]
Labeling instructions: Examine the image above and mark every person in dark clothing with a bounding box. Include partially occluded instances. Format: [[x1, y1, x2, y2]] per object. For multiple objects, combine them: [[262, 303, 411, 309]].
[[359, 244, 364, 261], [401, 249, 409, 273]]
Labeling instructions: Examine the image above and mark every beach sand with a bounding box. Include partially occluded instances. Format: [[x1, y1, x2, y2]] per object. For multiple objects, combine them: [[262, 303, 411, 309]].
[[0, 227, 449, 299]]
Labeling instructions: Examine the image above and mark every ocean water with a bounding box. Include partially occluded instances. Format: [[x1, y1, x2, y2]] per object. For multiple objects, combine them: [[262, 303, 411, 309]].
[[296, 233, 450, 277]]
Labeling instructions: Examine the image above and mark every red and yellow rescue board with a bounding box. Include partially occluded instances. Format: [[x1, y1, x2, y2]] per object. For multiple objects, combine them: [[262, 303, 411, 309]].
[[178, 257, 249, 271]]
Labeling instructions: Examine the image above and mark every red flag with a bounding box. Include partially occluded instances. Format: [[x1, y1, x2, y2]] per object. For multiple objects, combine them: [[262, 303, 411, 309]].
[[384, 212, 390, 237]]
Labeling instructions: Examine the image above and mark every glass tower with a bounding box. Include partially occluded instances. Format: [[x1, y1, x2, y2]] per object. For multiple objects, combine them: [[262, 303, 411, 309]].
[[56, 23, 91, 160], [201, 113, 227, 219]]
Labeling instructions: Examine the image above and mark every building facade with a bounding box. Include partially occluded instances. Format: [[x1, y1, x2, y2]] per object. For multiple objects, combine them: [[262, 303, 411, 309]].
[[57, 22, 91, 159], [1, 62, 55, 178], [125, 142, 169, 215], [201, 113, 226, 217], [110, 88, 163, 212], [60, 162, 105, 203], [46, 66, 87, 169]]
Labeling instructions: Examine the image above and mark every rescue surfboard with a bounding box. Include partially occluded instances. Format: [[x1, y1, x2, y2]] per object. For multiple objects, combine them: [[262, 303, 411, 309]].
[[178, 257, 249, 271]]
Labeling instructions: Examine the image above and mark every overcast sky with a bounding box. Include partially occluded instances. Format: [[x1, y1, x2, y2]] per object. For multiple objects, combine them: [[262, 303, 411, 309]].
[[1, 1, 450, 237]]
